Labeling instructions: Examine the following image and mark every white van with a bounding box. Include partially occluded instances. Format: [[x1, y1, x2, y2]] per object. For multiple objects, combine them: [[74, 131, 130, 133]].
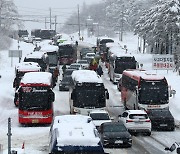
[[49, 115, 105, 154]]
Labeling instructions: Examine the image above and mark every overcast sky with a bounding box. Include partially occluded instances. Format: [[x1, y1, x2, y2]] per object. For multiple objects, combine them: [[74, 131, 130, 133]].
[[13, 0, 103, 32]]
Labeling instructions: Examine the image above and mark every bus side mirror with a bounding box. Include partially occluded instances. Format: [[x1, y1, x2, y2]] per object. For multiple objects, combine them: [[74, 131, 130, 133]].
[[50, 92, 55, 102], [177, 147, 180, 153], [71, 91, 75, 100], [164, 147, 170, 151], [105, 89, 109, 99]]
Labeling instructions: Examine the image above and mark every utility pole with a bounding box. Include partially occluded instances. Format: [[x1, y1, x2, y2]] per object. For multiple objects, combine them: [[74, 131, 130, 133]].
[[50, 7, 52, 29], [7, 117, 12, 154], [55, 15, 57, 33], [120, 4, 124, 41], [77, 4, 81, 39], [45, 17, 47, 29]]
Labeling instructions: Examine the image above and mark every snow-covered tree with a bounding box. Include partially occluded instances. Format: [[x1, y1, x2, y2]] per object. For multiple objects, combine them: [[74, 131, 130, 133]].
[[0, 0, 19, 49], [135, 0, 180, 54]]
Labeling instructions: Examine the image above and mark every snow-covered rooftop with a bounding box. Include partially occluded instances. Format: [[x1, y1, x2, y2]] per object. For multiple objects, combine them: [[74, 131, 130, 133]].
[[39, 44, 58, 52], [53, 115, 100, 146], [25, 52, 45, 59], [109, 46, 132, 57], [20, 72, 52, 86], [123, 69, 165, 80], [15, 62, 41, 72], [58, 40, 74, 46], [72, 70, 103, 83]]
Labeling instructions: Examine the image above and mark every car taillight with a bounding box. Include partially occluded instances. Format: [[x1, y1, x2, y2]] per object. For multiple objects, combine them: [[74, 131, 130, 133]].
[[145, 119, 151, 122], [126, 120, 133, 123]]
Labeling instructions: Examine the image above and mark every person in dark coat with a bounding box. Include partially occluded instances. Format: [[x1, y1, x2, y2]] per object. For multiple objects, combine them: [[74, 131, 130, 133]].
[[96, 65, 103, 77]]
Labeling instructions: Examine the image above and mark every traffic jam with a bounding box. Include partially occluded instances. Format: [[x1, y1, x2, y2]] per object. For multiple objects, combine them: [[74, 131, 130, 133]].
[[2, 31, 180, 154]]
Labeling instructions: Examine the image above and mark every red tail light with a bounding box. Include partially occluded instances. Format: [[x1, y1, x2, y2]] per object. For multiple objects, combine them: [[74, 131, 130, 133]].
[[145, 119, 151, 122], [126, 120, 133, 123]]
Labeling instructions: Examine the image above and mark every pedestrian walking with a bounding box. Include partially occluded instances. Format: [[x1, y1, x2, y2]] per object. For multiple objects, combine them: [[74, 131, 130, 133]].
[[96, 65, 103, 77]]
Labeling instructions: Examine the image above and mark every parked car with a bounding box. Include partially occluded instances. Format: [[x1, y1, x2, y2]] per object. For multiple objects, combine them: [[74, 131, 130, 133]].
[[164, 142, 180, 154], [119, 110, 151, 136], [147, 108, 175, 131], [89, 110, 112, 130], [76, 59, 90, 69], [99, 121, 132, 148], [68, 63, 83, 70], [59, 76, 73, 91]]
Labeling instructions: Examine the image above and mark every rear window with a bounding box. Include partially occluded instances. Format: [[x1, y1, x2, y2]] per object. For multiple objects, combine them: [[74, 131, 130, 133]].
[[129, 114, 148, 119], [90, 113, 110, 120]]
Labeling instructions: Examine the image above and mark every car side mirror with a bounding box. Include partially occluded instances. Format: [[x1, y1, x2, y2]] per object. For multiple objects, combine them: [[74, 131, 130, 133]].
[[105, 89, 109, 99], [164, 147, 170, 151]]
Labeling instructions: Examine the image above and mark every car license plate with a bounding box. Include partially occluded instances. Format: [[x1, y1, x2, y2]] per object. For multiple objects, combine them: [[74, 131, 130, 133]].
[[32, 119, 39, 123], [160, 124, 167, 127], [115, 140, 123, 144]]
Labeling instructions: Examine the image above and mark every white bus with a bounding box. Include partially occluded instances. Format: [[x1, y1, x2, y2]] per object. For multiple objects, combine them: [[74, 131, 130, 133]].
[[108, 46, 137, 84], [69, 70, 109, 115], [49, 115, 105, 154]]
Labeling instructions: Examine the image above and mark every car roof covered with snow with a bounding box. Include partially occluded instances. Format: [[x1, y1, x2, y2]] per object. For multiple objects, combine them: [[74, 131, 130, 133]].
[[52, 115, 93, 131], [125, 110, 148, 114], [72, 70, 103, 83], [51, 115, 100, 147]]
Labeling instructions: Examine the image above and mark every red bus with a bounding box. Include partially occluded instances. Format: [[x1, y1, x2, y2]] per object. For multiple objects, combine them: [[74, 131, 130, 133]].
[[58, 41, 77, 65], [18, 72, 55, 125], [120, 69, 169, 110]]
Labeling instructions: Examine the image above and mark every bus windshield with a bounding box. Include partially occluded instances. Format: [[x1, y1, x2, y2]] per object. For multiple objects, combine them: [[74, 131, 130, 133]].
[[47, 53, 58, 66], [19, 87, 51, 110], [139, 81, 168, 104], [59, 45, 74, 57], [114, 58, 136, 74], [73, 85, 105, 108]]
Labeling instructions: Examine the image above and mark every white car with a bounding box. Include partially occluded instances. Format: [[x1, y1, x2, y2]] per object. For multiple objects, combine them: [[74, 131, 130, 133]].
[[85, 52, 95, 59], [68, 63, 83, 70], [89, 110, 112, 129], [76, 59, 89, 69], [165, 142, 180, 154], [119, 110, 151, 136]]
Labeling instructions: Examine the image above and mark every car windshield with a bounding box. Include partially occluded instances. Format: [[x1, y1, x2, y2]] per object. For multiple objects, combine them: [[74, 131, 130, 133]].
[[90, 113, 110, 120], [103, 123, 127, 132]]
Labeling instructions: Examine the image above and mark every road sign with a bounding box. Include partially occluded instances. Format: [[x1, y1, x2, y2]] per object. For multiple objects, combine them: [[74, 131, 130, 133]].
[[8, 50, 22, 58], [152, 54, 174, 70]]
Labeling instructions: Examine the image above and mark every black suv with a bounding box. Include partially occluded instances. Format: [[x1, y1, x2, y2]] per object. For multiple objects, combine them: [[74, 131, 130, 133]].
[[147, 109, 175, 131], [99, 121, 132, 148]]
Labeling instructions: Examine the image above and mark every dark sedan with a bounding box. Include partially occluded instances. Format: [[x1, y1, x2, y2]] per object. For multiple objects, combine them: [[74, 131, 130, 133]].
[[59, 76, 73, 91], [99, 121, 132, 148], [147, 108, 175, 131]]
